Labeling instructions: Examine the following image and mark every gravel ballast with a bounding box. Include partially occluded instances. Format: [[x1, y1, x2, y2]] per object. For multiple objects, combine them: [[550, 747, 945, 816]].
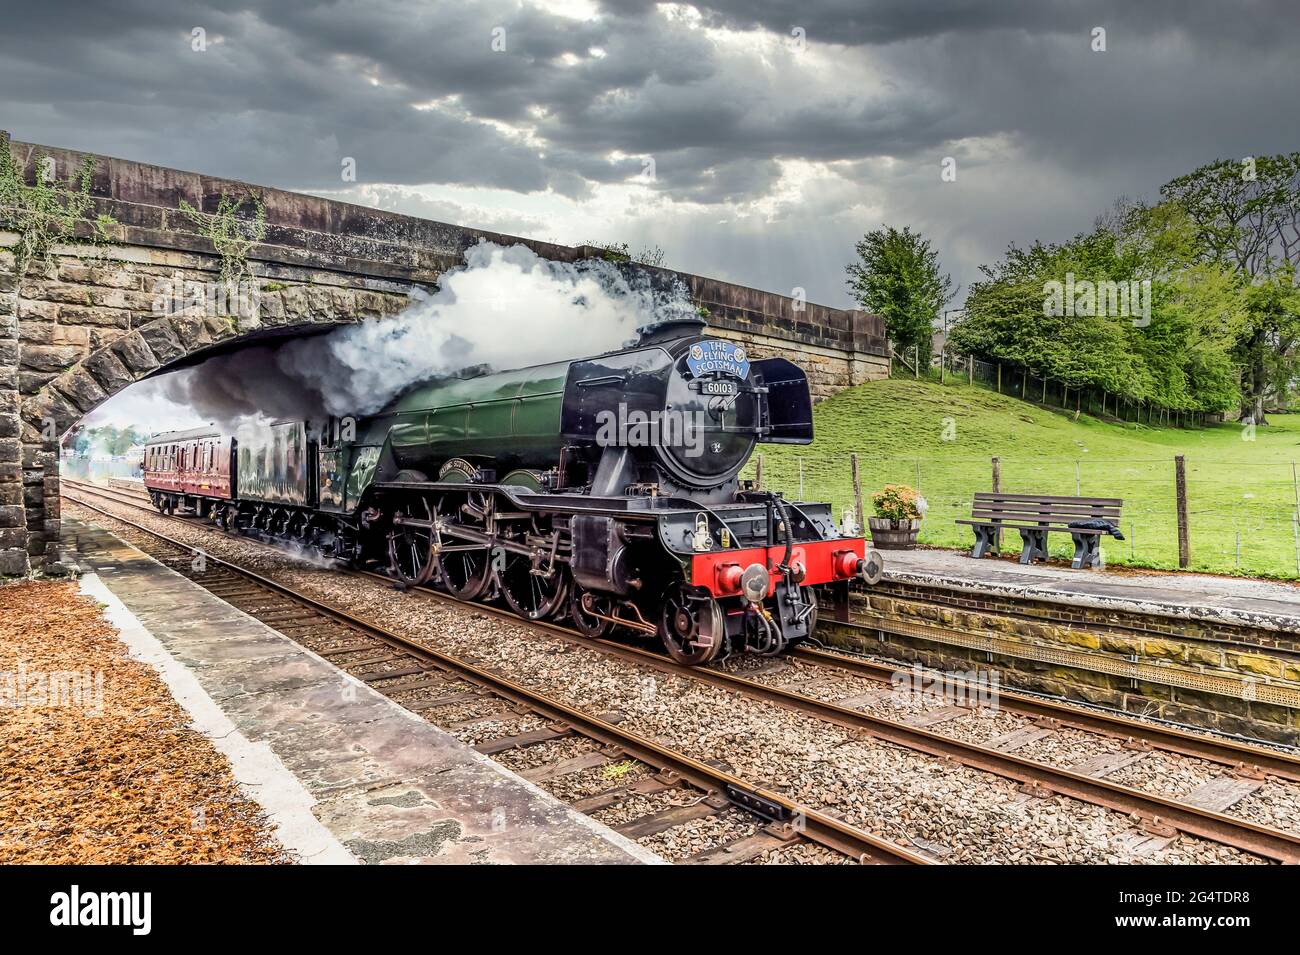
[[63, 498, 1289, 865]]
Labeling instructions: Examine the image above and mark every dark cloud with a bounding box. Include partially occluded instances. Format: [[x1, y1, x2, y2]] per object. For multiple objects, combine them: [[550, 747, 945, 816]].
[[2, 0, 1297, 300]]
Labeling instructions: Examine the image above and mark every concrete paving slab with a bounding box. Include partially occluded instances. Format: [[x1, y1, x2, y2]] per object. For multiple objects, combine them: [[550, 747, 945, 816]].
[[882, 547, 1300, 631], [218, 679, 401, 739], [314, 766, 647, 865], [62, 518, 659, 865], [199, 652, 344, 702]]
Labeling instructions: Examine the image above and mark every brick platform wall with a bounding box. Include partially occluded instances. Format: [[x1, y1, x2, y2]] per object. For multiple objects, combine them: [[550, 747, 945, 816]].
[[826, 582, 1300, 745]]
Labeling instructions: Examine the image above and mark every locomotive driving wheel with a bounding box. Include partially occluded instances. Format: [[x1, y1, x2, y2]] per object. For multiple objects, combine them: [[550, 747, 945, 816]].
[[496, 514, 567, 620], [659, 582, 725, 665], [388, 495, 437, 587], [570, 585, 615, 638], [436, 490, 493, 601], [498, 553, 567, 620]]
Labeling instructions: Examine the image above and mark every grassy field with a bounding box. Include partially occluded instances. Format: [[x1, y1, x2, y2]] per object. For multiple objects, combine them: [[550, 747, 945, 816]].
[[748, 377, 1300, 579]]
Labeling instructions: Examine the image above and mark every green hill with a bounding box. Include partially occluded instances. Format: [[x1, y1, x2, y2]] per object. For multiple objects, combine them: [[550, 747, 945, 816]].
[[748, 377, 1300, 579]]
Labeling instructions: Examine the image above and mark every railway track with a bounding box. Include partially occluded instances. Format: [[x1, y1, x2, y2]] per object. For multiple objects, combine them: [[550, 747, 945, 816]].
[[64, 480, 1300, 863], [62, 484, 926, 865]]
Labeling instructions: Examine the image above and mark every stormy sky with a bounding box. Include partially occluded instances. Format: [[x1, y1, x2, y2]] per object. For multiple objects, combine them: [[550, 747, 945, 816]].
[[5, 0, 1298, 427]]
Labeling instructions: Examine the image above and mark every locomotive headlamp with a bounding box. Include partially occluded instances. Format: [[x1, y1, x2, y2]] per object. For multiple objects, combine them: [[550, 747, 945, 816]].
[[740, 563, 770, 603], [691, 513, 711, 552]]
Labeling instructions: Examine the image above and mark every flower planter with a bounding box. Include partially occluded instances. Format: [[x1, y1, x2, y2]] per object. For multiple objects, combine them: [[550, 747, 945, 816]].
[[867, 517, 920, 549]]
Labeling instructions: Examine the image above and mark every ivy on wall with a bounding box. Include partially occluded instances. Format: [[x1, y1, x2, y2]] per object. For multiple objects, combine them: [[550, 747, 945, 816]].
[[0, 133, 118, 276], [179, 191, 267, 283]]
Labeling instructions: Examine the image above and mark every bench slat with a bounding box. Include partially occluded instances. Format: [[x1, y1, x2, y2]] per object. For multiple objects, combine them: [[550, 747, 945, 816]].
[[973, 492, 1122, 506], [973, 503, 1122, 514], [972, 508, 1121, 521], [957, 519, 1107, 533]]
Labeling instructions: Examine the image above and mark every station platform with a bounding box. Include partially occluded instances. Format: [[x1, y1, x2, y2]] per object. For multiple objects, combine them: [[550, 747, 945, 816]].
[[881, 547, 1300, 633], [63, 519, 658, 865]]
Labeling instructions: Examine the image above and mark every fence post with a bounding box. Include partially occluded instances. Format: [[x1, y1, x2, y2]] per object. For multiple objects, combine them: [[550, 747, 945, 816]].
[[1074, 460, 1081, 495], [1023, 368, 1028, 398], [940, 348, 946, 384], [1293, 514, 1299, 577], [1292, 462, 1299, 520], [1292, 463, 1300, 575], [755, 453, 763, 490], [968, 355, 973, 383], [997, 364, 1002, 394], [992, 456, 1002, 552], [1043, 377, 1048, 403], [1175, 454, 1190, 568], [851, 453, 865, 535]]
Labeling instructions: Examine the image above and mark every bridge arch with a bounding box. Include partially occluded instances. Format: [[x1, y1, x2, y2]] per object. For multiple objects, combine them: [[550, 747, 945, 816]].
[[1, 133, 889, 573]]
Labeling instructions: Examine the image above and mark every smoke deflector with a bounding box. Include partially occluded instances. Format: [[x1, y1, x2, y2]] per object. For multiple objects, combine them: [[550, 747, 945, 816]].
[[753, 357, 813, 444]]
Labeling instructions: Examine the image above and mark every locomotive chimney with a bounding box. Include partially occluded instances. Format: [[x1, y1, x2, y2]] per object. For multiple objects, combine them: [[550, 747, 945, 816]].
[[636, 317, 708, 345]]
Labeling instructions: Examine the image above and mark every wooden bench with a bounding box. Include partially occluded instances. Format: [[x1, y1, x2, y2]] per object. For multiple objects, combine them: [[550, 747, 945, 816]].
[[957, 492, 1123, 569]]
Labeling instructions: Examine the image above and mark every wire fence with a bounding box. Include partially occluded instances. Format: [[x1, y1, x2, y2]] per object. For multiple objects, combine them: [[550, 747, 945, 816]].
[[900, 351, 1223, 428], [747, 452, 1300, 580]]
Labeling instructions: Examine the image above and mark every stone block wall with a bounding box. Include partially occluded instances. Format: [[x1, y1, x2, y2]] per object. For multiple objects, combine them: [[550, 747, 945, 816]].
[[0, 234, 411, 575], [828, 583, 1300, 744]]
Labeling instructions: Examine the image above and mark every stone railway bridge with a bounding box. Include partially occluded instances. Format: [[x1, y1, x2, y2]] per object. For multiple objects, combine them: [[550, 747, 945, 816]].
[[0, 134, 889, 574]]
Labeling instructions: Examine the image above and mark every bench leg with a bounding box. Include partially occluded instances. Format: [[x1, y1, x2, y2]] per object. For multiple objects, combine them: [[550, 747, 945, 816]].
[[970, 524, 996, 559], [1018, 529, 1048, 564], [1071, 533, 1100, 569]]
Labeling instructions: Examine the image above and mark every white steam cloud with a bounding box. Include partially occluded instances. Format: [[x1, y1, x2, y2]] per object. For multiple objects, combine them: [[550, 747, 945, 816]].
[[161, 241, 699, 427]]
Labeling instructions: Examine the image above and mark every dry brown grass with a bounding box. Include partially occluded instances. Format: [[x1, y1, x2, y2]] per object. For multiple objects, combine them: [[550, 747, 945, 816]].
[[0, 580, 289, 863]]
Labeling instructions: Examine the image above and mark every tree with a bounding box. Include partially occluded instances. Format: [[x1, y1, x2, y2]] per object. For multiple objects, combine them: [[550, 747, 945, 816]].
[[1236, 270, 1300, 416], [949, 202, 1245, 414], [846, 226, 953, 366], [84, 425, 146, 457], [1160, 153, 1300, 421]]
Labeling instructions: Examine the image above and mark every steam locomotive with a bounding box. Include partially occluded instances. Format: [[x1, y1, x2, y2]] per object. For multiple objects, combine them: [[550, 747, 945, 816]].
[[143, 318, 882, 664]]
